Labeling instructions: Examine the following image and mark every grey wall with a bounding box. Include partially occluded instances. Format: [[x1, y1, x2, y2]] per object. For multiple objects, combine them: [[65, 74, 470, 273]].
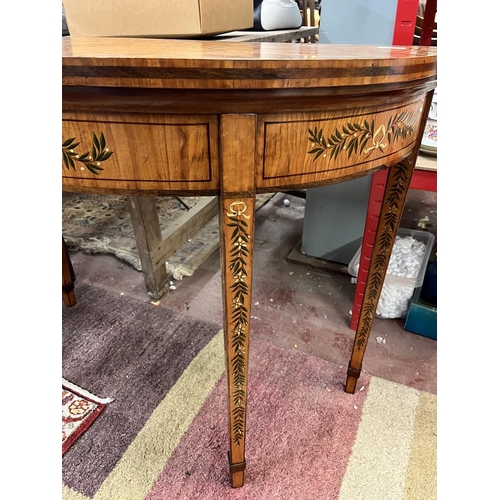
[[300, 0, 399, 265], [319, 0, 398, 45]]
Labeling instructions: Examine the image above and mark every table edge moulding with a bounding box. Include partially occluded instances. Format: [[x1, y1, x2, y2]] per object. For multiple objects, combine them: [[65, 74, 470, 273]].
[[61, 37, 437, 488]]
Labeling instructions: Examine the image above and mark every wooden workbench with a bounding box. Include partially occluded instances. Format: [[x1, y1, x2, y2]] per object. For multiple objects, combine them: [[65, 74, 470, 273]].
[[61, 37, 437, 487]]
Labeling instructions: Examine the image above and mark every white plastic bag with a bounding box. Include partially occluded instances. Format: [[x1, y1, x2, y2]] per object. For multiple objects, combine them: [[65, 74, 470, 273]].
[[252, 0, 302, 30]]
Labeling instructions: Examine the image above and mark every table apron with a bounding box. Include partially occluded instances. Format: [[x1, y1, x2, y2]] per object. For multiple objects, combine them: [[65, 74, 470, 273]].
[[62, 90, 429, 195]]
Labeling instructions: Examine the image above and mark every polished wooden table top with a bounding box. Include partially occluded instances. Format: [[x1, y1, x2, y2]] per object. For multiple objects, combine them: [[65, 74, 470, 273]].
[[62, 37, 437, 488], [62, 37, 436, 89]]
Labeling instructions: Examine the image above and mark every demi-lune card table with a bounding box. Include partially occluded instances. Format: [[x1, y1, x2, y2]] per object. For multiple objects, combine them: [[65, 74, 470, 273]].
[[62, 37, 437, 488]]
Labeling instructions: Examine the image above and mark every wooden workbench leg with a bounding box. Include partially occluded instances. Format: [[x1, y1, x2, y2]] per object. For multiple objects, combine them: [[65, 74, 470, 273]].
[[345, 90, 435, 394], [219, 114, 257, 488], [62, 237, 77, 307], [127, 196, 169, 300]]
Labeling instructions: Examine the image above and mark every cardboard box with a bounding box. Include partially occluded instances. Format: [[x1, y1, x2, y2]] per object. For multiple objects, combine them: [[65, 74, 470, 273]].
[[62, 0, 254, 38]]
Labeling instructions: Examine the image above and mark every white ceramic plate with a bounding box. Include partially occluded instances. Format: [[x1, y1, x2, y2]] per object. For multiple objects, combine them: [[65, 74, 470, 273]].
[[419, 143, 437, 156]]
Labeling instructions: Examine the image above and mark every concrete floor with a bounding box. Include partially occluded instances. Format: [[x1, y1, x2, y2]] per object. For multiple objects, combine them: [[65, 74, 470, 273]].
[[66, 188, 437, 395]]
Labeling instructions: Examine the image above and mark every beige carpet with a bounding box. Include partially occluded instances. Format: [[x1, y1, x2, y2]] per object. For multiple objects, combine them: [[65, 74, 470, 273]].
[[62, 193, 275, 280]]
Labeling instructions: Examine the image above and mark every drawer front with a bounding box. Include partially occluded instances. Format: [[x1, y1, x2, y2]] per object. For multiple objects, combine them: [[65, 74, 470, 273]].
[[257, 97, 427, 190], [62, 112, 219, 194]]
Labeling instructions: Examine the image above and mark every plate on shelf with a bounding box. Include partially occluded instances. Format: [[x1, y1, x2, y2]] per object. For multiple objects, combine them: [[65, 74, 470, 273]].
[[420, 88, 437, 156], [419, 142, 437, 156]]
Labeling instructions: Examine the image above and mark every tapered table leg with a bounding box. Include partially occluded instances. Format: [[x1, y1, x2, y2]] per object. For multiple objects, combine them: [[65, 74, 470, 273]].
[[220, 195, 255, 487], [345, 159, 414, 393], [219, 114, 257, 488], [62, 237, 77, 307], [345, 90, 436, 394]]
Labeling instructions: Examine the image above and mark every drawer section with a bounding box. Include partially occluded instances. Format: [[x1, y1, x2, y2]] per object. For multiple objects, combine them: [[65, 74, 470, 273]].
[[62, 112, 219, 194], [257, 98, 427, 190]]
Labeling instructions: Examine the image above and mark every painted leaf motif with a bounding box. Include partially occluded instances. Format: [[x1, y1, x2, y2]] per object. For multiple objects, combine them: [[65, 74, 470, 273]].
[[225, 201, 254, 447], [62, 132, 114, 175], [307, 112, 415, 163]]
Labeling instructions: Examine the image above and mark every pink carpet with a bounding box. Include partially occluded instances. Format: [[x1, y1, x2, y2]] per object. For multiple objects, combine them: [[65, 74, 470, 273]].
[[146, 339, 370, 499]]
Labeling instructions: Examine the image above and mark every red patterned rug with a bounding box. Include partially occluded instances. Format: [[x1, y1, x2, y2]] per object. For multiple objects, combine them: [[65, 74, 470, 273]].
[[62, 378, 113, 455]]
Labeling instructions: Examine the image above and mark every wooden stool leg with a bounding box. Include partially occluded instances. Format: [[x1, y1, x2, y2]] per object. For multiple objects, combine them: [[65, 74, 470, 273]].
[[219, 114, 257, 488], [345, 90, 436, 394], [127, 196, 169, 300], [62, 237, 77, 307]]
